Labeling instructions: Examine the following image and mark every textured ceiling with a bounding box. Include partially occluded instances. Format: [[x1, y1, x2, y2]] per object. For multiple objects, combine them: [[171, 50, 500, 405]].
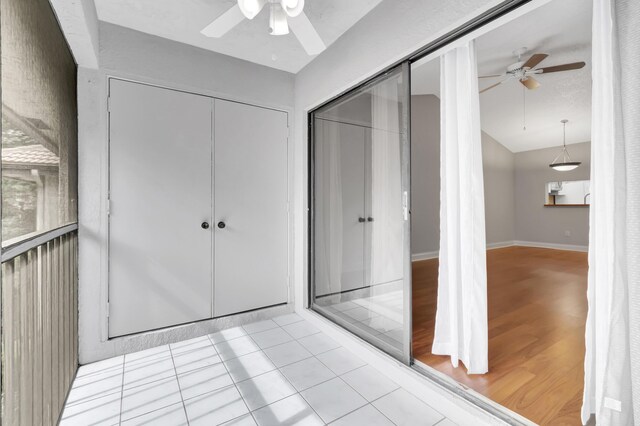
[[94, 0, 383, 73], [412, 0, 592, 153]]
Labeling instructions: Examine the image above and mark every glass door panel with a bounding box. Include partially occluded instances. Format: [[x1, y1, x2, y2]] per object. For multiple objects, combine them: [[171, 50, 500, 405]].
[[311, 62, 412, 363]]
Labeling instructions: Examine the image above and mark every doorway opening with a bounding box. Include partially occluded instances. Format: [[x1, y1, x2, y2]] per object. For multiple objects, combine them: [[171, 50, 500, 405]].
[[410, 0, 591, 423]]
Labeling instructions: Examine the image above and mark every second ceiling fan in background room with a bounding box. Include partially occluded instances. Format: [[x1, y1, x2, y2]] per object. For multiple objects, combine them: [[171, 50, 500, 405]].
[[479, 47, 586, 93], [201, 0, 326, 55]]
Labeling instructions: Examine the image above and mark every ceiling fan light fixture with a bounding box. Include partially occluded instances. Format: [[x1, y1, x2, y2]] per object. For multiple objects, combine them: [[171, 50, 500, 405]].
[[281, 0, 304, 17], [549, 119, 581, 171], [269, 3, 289, 35], [238, 0, 265, 19]]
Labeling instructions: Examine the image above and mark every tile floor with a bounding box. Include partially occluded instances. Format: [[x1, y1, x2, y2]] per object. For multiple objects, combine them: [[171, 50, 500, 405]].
[[61, 313, 456, 425], [316, 290, 405, 351]]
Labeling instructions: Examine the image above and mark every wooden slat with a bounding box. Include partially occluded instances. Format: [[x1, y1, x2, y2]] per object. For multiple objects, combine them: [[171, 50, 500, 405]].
[[1, 231, 79, 425]]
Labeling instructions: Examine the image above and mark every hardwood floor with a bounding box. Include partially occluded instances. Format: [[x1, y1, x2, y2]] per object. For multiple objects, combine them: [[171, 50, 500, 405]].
[[412, 246, 588, 425]]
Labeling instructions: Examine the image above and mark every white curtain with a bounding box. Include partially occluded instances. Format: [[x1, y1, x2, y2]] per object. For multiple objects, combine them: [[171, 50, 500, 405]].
[[432, 40, 488, 374], [369, 79, 404, 287], [582, 0, 639, 423], [314, 119, 343, 296]]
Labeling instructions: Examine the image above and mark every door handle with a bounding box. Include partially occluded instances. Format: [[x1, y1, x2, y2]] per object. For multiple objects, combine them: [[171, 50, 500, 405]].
[[217, 221, 226, 229], [201, 222, 210, 229], [358, 217, 366, 223], [367, 217, 374, 222]]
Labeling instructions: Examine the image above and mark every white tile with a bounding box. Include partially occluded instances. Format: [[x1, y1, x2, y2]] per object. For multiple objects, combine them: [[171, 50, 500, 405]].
[[209, 327, 247, 344], [252, 394, 324, 426], [342, 307, 379, 322], [215, 336, 260, 361], [435, 419, 458, 426], [340, 365, 399, 401], [66, 368, 123, 405], [172, 344, 221, 375], [382, 329, 403, 343], [235, 370, 296, 411], [76, 356, 124, 379], [184, 385, 249, 426], [281, 321, 320, 340], [273, 313, 304, 327], [177, 362, 234, 400], [123, 356, 176, 389], [331, 301, 359, 312], [316, 347, 366, 375], [60, 391, 121, 426], [125, 345, 171, 364], [170, 336, 213, 355], [372, 389, 444, 426], [300, 377, 366, 423], [280, 357, 335, 392], [121, 377, 182, 421], [224, 351, 277, 383], [263, 341, 313, 368], [121, 403, 188, 425], [361, 316, 403, 334], [330, 404, 394, 426], [250, 327, 294, 350], [243, 319, 279, 335], [297, 333, 340, 355], [221, 413, 258, 425]]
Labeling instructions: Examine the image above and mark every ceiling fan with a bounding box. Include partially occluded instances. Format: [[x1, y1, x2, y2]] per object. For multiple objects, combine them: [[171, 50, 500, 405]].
[[479, 47, 586, 93], [201, 0, 326, 56]]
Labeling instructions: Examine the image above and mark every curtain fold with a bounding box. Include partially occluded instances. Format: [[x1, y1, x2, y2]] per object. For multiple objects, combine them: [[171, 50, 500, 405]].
[[582, 0, 638, 423], [432, 40, 488, 374]]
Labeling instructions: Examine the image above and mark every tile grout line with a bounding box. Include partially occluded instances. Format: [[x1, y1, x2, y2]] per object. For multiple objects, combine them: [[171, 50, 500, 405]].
[[206, 333, 255, 425], [167, 344, 191, 426], [118, 357, 126, 425]]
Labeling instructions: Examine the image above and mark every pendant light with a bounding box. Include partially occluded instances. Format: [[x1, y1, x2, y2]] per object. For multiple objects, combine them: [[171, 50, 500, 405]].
[[549, 119, 581, 171]]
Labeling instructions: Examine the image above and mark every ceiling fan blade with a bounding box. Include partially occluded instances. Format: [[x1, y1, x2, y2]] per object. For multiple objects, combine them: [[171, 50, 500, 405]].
[[537, 61, 586, 74], [522, 53, 548, 69], [201, 4, 245, 38], [289, 12, 326, 55], [520, 76, 540, 90], [478, 74, 504, 79], [480, 79, 507, 94]]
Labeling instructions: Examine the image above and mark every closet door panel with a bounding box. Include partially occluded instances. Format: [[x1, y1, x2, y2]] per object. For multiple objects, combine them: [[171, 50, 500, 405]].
[[108, 80, 213, 337], [214, 100, 288, 316]]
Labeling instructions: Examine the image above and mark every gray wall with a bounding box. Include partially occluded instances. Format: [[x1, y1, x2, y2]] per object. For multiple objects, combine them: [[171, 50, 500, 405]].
[[514, 142, 591, 247], [410, 95, 516, 256], [410, 95, 440, 255], [482, 132, 516, 246]]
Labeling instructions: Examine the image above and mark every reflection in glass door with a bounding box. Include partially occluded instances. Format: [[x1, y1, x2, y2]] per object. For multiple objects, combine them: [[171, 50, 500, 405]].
[[310, 63, 412, 363]]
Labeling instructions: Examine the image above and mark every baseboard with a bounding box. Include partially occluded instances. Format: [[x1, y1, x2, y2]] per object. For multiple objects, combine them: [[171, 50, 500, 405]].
[[513, 240, 588, 252], [411, 250, 439, 261], [486, 241, 516, 250], [412, 241, 516, 261]]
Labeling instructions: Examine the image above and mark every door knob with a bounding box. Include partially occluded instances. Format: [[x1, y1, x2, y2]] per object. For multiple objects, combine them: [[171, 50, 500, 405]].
[[358, 217, 366, 223], [217, 221, 226, 229], [367, 217, 374, 222], [201, 222, 210, 229]]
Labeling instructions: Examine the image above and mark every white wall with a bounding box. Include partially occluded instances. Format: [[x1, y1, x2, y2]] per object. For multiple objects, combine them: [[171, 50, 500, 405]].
[[78, 23, 296, 364]]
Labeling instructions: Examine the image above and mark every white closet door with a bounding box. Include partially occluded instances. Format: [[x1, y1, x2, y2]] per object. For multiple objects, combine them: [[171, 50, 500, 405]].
[[109, 80, 213, 337], [214, 99, 288, 316]]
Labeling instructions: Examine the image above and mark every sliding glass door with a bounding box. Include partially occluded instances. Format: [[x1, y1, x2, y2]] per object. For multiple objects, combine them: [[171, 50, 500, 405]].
[[310, 62, 412, 363]]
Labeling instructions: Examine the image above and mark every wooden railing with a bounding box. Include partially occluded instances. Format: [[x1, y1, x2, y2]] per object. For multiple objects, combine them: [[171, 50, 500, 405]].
[[1, 228, 78, 425]]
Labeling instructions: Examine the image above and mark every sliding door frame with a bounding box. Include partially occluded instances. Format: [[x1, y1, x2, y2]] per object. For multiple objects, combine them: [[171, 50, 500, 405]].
[[308, 61, 413, 364]]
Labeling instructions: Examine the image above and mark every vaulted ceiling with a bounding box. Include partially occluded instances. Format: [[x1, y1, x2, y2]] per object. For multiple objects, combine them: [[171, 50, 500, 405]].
[[412, 0, 592, 153]]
